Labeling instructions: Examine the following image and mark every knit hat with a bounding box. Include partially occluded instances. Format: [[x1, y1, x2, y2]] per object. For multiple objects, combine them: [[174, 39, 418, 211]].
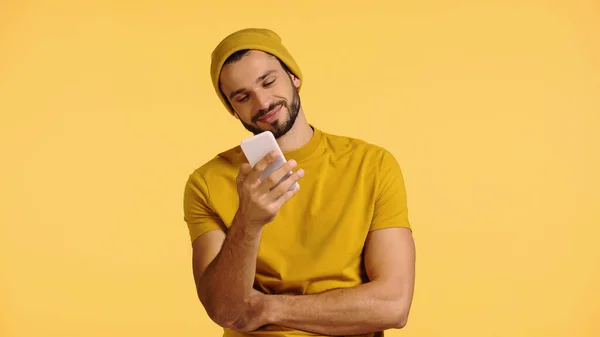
[[210, 28, 303, 115]]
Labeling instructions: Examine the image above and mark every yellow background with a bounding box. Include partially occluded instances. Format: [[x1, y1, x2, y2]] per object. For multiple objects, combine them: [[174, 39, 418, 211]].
[[1, 0, 599, 336]]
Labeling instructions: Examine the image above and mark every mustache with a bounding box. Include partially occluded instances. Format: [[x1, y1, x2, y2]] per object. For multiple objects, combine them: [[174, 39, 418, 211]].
[[253, 101, 286, 123]]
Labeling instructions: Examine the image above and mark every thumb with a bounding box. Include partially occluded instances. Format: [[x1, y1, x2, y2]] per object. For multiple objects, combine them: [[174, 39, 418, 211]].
[[237, 163, 252, 182]]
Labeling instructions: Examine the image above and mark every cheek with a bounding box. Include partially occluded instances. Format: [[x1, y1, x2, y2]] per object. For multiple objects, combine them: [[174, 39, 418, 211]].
[[275, 86, 293, 102], [233, 105, 254, 121]]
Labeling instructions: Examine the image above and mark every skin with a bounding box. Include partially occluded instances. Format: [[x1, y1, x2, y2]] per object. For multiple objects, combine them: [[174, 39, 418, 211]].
[[192, 50, 416, 335]]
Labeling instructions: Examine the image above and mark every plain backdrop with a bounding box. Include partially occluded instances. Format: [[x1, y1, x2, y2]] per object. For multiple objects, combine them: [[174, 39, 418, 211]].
[[1, 0, 599, 336]]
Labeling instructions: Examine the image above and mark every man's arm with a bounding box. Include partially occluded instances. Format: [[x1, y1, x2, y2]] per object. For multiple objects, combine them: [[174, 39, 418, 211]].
[[189, 152, 303, 331], [192, 219, 266, 330], [259, 227, 416, 336]]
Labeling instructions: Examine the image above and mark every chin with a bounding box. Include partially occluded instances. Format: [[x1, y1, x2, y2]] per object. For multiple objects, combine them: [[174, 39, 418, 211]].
[[260, 114, 286, 129], [243, 110, 295, 138]]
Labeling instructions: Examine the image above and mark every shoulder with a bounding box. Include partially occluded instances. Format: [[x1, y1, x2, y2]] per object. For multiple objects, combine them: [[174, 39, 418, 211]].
[[186, 144, 246, 184], [320, 129, 396, 164]]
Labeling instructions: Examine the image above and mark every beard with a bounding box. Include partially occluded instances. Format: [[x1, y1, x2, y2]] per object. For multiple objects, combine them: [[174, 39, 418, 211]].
[[239, 84, 301, 139]]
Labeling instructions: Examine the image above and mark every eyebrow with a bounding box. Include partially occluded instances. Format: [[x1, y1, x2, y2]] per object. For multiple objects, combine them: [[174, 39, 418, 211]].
[[228, 70, 277, 100]]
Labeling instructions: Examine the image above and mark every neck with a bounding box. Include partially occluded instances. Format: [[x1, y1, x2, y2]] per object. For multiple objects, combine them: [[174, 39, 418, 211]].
[[276, 109, 313, 153]]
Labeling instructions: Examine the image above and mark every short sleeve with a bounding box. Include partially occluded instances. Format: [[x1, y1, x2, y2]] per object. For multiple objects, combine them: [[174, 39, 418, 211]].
[[369, 149, 412, 232], [183, 172, 227, 244]]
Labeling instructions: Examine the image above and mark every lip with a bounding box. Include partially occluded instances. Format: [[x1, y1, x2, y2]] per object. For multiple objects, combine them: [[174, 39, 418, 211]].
[[258, 105, 282, 123]]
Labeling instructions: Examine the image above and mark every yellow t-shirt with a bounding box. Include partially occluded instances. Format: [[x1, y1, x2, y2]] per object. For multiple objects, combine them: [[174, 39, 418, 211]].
[[183, 126, 411, 337]]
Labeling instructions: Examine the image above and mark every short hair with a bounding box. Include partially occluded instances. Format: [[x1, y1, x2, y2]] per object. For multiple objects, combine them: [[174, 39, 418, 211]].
[[223, 49, 251, 66]]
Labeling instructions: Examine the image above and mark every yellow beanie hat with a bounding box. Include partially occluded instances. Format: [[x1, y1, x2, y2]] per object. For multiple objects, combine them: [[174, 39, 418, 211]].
[[210, 28, 303, 115]]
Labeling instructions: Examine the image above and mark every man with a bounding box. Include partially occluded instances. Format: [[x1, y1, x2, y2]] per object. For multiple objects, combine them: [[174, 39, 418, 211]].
[[183, 28, 416, 337]]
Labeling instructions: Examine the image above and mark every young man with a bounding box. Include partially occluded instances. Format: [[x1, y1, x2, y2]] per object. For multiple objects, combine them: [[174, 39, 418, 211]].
[[183, 28, 416, 337]]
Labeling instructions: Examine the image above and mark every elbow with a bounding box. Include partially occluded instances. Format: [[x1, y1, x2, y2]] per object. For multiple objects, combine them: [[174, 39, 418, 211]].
[[214, 313, 247, 331], [393, 312, 409, 329], [198, 291, 253, 331], [204, 302, 245, 330], [198, 288, 232, 328], [388, 300, 410, 329], [200, 296, 243, 329]]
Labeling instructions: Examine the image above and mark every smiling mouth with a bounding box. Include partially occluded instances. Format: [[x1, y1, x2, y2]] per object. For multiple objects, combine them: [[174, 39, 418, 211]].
[[257, 104, 283, 123]]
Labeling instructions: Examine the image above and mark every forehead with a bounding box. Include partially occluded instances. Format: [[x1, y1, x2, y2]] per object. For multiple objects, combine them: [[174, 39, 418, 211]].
[[219, 50, 282, 90]]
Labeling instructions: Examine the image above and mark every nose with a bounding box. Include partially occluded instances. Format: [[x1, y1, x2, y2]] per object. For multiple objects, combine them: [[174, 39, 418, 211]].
[[253, 90, 272, 111]]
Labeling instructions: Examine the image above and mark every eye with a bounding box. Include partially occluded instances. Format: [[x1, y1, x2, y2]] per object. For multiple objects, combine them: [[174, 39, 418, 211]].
[[237, 95, 249, 103], [264, 78, 276, 87]]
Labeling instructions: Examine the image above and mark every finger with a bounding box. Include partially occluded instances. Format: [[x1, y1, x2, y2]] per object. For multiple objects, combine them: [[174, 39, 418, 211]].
[[237, 163, 252, 183], [268, 168, 304, 201], [247, 150, 279, 182], [258, 159, 298, 192], [273, 179, 301, 209]]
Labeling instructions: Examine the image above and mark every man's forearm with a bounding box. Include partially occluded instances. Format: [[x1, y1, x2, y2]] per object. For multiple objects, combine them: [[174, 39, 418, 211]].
[[197, 214, 262, 328], [263, 280, 409, 336]]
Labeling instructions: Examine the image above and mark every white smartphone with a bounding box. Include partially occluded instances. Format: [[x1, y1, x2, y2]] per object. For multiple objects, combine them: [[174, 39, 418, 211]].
[[240, 131, 299, 191]]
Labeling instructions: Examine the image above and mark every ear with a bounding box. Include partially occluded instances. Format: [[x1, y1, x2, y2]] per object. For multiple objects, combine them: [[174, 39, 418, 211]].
[[290, 72, 301, 89]]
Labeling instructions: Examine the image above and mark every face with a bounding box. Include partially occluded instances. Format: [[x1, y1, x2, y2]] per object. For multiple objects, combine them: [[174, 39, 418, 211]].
[[219, 50, 302, 138]]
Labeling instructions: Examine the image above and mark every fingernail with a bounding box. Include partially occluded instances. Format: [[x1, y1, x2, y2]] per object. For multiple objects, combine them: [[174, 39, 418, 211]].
[[298, 168, 304, 176]]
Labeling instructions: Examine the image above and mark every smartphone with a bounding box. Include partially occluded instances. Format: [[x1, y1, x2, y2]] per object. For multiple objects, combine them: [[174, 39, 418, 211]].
[[240, 131, 299, 191]]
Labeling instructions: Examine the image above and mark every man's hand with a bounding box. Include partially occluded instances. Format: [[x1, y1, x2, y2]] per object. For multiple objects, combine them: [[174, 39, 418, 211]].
[[236, 150, 304, 226]]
